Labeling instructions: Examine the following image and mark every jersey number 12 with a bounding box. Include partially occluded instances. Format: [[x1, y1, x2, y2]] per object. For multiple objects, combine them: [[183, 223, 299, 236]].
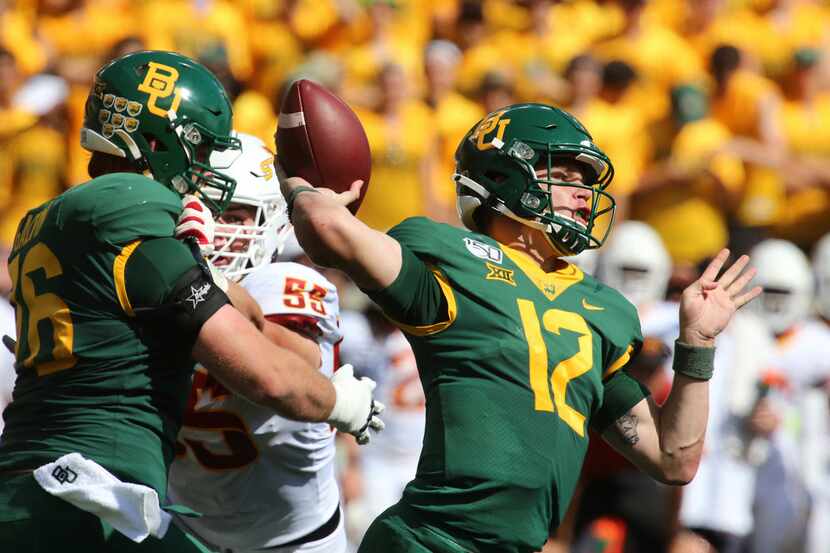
[[517, 299, 592, 437]]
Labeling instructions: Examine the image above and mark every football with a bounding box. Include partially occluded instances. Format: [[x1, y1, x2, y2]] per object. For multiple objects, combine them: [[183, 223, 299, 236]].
[[276, 79, 371, 214]]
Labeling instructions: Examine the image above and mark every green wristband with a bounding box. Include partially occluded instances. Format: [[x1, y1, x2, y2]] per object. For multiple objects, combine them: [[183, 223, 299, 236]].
[[286, 185, 320, 220], [672, 340, 716, 381]]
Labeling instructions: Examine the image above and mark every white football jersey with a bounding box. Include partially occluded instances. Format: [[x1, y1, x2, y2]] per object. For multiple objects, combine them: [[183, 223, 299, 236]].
[[753, 319, 830, 553], [168, 262, 342, 550], [371, 329, 424, 457], [638, 300, 680, 388], [345, 328, 425, 547], [0, 298, 16, 438]]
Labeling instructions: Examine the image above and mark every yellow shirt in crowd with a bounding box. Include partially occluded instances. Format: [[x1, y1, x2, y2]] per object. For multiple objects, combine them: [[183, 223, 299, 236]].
[[356, 101, 437, 231], [774, 93, 830, 246], [634, 118, 744, 265], [431, 91, 485, 209]]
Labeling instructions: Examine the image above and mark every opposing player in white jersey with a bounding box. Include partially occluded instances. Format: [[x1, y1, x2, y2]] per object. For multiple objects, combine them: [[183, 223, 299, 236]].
[[598, 221, 677, 358], [340, 311, 425, 548], [749, 239, 822, 553], [0, 251, 16, 439], [168, 133, 358, 553], [806, 233, 830, 553]]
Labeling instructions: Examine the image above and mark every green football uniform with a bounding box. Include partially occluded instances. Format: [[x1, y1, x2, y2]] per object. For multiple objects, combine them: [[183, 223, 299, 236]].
[[0, 173, 212, 512], [360, 217, 649, 553]]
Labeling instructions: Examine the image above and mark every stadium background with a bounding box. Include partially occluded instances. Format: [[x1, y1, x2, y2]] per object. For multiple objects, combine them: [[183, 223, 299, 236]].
[[1, 0, 830, 552]]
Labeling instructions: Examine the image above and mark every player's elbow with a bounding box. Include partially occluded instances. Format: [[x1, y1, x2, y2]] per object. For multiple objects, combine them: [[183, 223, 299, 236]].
[[656, 454, 701, 485]]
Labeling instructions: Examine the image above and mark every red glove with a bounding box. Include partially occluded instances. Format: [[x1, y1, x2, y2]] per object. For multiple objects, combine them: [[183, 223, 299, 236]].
[[175, 195, 215, 256]]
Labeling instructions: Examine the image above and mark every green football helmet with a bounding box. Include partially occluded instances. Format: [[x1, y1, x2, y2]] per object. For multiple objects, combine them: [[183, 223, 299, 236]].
[[81, 50, 241, 214], [454, 103, 616, 256]]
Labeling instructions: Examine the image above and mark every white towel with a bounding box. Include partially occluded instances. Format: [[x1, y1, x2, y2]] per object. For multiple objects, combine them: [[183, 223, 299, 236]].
[[33, 453, 172, 543]]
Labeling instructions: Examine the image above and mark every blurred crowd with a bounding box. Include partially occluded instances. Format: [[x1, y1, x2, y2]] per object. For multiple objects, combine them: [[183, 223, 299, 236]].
[[2, 0, 830, 552], [3, 0, 830, 259]]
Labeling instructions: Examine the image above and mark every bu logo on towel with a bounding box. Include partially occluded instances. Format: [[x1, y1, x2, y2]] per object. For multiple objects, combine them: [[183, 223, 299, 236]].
[[52, 465, 78, 484]]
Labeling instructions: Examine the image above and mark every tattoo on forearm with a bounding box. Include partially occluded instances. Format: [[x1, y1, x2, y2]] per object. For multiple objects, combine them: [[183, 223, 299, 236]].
[[616, 412, 640, 445]]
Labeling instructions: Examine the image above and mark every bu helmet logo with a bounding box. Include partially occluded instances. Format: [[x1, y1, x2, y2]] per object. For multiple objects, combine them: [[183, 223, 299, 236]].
[[137, 61, 183, 117], [470, 111, 511, 151]]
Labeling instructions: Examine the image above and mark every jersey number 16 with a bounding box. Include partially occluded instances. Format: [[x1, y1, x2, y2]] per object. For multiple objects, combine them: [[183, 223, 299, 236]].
[[9, 243, 76, 376]]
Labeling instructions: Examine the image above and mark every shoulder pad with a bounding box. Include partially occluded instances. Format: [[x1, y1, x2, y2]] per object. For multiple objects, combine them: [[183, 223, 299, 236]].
[[62, 173, 181, 246], [243, 262, 341, 343]]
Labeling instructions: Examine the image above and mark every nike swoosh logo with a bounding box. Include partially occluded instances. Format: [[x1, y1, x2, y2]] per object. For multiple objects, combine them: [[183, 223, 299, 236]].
[[582, 298, 604, 311]]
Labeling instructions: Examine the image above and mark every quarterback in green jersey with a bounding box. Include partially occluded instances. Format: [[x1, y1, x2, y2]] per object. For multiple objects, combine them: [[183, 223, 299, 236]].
[[283, 103, 762, 553], [0, 51, 382, 553]]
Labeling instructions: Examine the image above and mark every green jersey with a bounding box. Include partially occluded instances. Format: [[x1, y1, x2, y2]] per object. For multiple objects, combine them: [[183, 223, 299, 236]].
[[369, 217, 649, 552], [0, 173, 202, 501]]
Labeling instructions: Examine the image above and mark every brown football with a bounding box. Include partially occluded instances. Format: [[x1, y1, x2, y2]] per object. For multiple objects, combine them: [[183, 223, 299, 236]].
[[276, 79, 371, 214]]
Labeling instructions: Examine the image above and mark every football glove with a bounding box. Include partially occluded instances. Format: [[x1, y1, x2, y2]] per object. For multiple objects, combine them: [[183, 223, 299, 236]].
[[175, 195, 215, 256], [327, 364, 385, 445]]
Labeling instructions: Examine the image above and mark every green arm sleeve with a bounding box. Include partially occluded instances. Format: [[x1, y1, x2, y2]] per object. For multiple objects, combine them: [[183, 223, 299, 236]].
[[121, 237, 200, 313], [590, 369, 651, 433], [365, 243, 448, 330]]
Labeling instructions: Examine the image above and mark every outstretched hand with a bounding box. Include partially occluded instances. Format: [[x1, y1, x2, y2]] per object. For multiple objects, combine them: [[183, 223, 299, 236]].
[[679, 249, 762, 347]]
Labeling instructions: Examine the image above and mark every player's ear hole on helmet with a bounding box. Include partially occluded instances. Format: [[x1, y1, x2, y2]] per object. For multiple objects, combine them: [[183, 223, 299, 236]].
[[144, 135, 166, 152]]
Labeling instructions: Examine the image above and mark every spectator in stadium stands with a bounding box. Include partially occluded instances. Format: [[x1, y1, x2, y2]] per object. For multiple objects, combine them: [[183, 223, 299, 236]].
[[577, 60, 652, 221], [631, 85, 744, 268], [708, 44, 786, 253], [477, 69, 516, 114], [240, 1, 303, 108], [0, 48, 37, 208], [0, 2, 47, 75], [140, 0, 252, 83], [0, 47, 30, 133], [679, 0, 732, 64], [343, 0, 425, 105], [719, 0, 830, 80], [454, 1, 511, 97], [0, 72, 70, 245], [771, 48, 830, 247], [710, 45, 783, 148], [478, 0, 571, 105], [354, 62, 438, 232], [544, 0, 621, 73], [423, 39, 484, 220], [562, 54, 602, 120], [591, 0, 704, 93]]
